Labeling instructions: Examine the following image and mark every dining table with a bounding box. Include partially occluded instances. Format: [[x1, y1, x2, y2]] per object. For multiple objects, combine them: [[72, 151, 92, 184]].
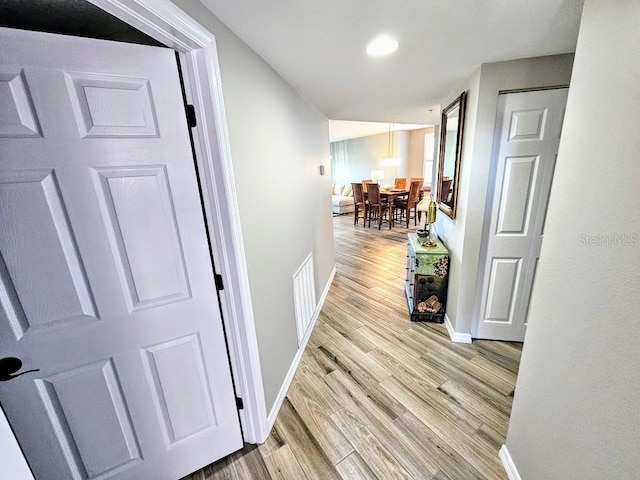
[[380, 188, 408, 228], [380, 188, 408, 204], [361, 187, 409, 228]]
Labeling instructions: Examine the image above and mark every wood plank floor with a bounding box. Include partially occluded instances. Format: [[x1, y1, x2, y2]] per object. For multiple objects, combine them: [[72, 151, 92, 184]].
[[182, 213, 522, 480]]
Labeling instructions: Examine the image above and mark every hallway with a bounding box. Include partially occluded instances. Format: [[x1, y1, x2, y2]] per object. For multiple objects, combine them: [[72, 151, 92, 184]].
[[184, 214, 521, 479]]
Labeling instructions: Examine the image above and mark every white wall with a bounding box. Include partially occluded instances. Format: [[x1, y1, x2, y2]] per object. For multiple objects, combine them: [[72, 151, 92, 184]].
[[435, 54, 574, 336], [0, 408, 33, 480], [505, 1, 640, 478], [435, 68, 481, 330], [407, 127, 435, 182], [331, 129, 426, 186], [331, 131, 397, 185], [172, 0, 334, 411]]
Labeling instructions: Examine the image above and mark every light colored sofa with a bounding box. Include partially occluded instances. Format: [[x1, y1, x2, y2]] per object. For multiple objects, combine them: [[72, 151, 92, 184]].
[[331, 183, 355, 214]]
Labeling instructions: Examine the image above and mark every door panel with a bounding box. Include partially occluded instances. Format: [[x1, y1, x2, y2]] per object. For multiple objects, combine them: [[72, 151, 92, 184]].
[[0, 67, 42, 137], [495, 156, 539, 235], [484, 258, 522, 323], [0, 27, 242, 479], [65, 72, 159, 138], [93, 166, 191, 311], [143, 334, 217, 445], [36, 359, 141, 479], [508, 107, 547, 141], [0, 170, 99, 336], [475, 89, 568, 341]]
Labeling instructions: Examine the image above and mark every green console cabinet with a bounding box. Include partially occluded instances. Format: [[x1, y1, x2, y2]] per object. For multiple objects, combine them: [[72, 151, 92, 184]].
[[405, 233, 449, 323]]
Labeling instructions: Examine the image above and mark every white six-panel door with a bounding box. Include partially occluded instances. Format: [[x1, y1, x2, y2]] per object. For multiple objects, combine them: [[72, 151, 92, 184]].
[[0, 27, 242, 479], [474, 89, 568, 341]]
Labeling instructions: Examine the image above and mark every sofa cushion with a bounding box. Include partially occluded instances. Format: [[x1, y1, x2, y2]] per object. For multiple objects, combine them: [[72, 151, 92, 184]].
[[342, 184, 353, 197], [331, 193, 355, 214], [332, 183, 345, 195], [332, 195, 353, 208]]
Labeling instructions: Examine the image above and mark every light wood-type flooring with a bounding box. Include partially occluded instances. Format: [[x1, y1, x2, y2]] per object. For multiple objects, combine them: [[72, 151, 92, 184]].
[[183, 212, 522, 480]]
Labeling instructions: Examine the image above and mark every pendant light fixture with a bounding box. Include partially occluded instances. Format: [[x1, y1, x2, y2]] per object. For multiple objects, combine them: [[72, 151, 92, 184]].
[[382, 123, 400, 166]]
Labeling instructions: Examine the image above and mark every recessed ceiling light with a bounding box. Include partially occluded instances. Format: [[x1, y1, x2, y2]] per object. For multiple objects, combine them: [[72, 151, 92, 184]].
[[366, 34, 399, 57]]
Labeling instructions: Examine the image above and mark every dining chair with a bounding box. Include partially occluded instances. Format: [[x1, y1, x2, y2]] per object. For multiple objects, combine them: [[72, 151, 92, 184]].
[[394, 177, 407, 189], [366, 183, 392, 230], [408, 177, 424, 205], [394, 180, 422, 227], [440, 178, 453, 202], [351, 182, 367, 226]]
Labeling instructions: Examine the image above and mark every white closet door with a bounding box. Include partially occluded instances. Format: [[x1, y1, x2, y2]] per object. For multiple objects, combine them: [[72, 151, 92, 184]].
[[475, 88, 568, 342]]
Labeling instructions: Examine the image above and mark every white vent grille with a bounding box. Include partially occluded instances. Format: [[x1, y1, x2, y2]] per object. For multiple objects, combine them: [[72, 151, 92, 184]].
[[293, 253, 316, 346]]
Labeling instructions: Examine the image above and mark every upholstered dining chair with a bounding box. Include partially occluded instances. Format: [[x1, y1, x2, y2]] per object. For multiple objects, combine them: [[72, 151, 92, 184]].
[[394, 177, 407, 189], [361, 179, 373, 193], [409, 177, 424, 205], [351, 182, 367, 226], [366, 183, 392, 230], [440, 178, 453, 203], [394, 180, 422, 227]]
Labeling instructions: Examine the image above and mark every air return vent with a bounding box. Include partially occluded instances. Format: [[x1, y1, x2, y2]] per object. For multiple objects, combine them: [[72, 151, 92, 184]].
[[293, 253, 316, 346]]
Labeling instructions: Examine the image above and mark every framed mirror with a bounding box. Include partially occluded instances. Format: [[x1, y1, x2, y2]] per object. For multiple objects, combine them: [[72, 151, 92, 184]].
[[437, 91, 467, 219]]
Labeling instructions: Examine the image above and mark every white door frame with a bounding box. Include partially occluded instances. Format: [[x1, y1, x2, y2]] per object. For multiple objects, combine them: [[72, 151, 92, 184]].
[[87, 0, 267, 443]]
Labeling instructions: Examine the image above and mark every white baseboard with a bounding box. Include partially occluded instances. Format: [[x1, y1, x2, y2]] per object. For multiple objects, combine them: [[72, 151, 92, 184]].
[[444, 314, 472, 343], [499, 445, 522, 480], [264, 265, 336, 439]]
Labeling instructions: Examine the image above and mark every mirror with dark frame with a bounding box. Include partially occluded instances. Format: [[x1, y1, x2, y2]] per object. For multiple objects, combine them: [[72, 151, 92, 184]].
[[437, 91, 467, 219]]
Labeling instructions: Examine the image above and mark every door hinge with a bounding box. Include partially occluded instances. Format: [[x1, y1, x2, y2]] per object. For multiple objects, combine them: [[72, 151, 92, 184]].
[[214, 273, 224, 291], [186, 104, 197, 128], [235, 397, 244, 410]]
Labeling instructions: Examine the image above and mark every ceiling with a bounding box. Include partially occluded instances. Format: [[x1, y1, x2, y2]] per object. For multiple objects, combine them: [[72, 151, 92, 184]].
[[0, 0, 584, 128], [200, 0, 584, 125], [329, 121, 427, 143]]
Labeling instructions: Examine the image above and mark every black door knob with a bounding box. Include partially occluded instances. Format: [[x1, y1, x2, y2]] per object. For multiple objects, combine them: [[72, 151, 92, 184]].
[[0, 357, 40, 382]]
